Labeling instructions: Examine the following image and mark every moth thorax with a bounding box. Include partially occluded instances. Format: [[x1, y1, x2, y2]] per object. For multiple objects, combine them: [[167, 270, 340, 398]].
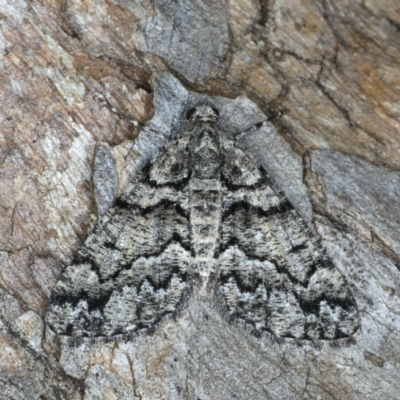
[[192, 147, 221, 179], [191, 126, 221, 179]]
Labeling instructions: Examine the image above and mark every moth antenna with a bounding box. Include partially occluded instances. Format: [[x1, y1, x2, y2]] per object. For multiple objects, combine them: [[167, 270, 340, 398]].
[[93, 92, 146, 128]]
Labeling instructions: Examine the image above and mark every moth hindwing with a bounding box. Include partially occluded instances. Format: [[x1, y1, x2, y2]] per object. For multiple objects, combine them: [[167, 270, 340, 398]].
[[46, 105, 360, 342]]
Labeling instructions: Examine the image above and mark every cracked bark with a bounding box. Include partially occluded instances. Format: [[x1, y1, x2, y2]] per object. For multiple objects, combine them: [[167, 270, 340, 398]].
[[1, 0, 400, 399]]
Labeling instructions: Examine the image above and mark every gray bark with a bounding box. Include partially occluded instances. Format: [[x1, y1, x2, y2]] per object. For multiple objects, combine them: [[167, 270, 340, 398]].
[[0, 0, 400, 399]]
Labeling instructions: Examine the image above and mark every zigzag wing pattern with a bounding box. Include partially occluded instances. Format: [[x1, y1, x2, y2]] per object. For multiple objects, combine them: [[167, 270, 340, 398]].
[[217, 138, 359, 340], [46, 134, 194, 340]]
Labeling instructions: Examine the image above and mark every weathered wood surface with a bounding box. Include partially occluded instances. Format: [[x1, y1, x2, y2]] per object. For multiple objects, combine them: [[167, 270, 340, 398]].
[[0, 1, 400, 399]]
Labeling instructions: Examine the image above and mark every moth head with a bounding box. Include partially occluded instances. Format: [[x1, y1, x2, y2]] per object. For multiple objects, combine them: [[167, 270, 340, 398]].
[[186, 105, 219, 122]]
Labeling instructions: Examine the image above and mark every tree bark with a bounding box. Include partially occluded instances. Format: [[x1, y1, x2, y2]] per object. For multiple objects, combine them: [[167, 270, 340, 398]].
[[1, 0, 400, 399]]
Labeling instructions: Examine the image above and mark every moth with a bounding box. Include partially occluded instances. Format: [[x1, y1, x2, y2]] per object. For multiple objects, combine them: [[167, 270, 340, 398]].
[[46, 104, 360, 342]]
